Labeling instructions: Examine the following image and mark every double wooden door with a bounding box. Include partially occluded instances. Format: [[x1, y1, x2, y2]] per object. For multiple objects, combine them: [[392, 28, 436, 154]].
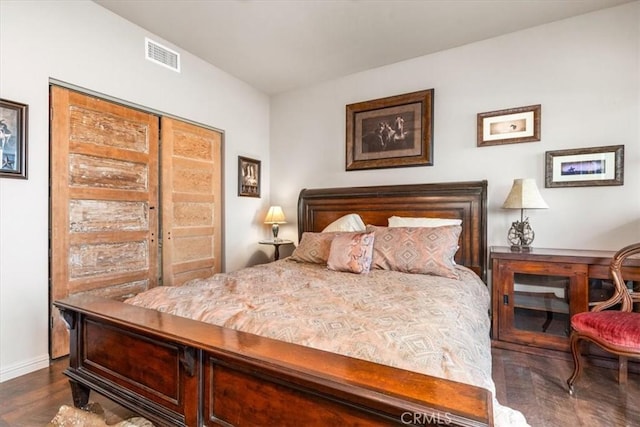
[[50, 87, 222, 358]]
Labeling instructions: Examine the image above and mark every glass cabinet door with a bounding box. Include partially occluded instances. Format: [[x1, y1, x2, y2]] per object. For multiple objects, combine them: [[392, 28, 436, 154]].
[[496, 259, 588, 351], [512, 273, 570, 337]]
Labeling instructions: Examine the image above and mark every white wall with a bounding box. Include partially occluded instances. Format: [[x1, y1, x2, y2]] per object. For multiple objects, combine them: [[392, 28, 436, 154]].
[[0, 0, 271, 381], [270, 3, 640, 253]]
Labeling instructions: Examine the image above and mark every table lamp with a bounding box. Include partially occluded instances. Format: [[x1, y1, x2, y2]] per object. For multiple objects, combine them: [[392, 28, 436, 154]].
[[502, 178, 548, 252], [264, 206, 286, 241]]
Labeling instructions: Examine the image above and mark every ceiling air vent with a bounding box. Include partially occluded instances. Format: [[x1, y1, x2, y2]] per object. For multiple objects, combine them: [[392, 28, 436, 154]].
[[145, 37, 180, 72]]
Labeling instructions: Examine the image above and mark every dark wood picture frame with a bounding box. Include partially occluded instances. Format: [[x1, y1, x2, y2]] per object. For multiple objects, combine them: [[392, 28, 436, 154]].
[[0, 98, 28, 179], [346, 89, 434, 171], [545, 145, 624, 188], [238, 156, 261, 197], [477, 104, 540, 147]]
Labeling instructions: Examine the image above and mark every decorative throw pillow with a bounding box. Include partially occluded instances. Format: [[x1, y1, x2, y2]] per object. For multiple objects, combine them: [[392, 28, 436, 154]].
[[367, 225, 461, 279], [388, 216, 462, 265], [290, 232, 338, 264], [322, 213, 366, 232], [327, 232, 375, 274], [388, 216, 462, 227]]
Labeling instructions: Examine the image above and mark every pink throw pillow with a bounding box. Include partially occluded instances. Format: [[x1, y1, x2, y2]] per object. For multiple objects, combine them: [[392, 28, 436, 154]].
[[367, 225, 461, 279], [290, 232, 339, 264], [327, 232, 375, 274]]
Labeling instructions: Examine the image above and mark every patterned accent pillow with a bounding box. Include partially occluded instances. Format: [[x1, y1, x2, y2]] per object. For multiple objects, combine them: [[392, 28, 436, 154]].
[[327, 232, 375, 274], [367, 225, 461, 279], [290, 232, 339, 264]]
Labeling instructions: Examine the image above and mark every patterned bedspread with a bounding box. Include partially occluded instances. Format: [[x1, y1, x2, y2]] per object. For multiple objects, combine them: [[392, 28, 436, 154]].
[[125, 259, 528, 426]]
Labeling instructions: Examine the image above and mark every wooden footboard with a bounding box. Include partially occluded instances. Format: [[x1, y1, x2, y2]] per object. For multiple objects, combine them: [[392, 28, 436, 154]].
[[55, 295, 493, 427]]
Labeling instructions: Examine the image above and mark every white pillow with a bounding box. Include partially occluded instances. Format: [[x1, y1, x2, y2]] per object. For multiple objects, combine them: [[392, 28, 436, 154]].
[[388, 216, 462, 228], [322, 214, 366, 232]]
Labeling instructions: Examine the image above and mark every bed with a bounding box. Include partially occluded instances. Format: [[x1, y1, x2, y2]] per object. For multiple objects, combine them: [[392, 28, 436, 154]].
[[54, 181, 528, 427]]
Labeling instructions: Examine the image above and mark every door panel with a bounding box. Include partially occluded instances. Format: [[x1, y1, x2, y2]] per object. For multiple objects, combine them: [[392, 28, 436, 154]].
[[50, 86, 159, 358], [161, 117, 222, 286]]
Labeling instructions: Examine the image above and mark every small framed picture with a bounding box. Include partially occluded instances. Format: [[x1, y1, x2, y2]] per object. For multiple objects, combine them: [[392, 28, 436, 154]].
[[545, 145, 624, 188], [477, 104, 541, 147], [0, 98, 28, 179], [238, 156, 261, 197], [346, 89, 434, 170]]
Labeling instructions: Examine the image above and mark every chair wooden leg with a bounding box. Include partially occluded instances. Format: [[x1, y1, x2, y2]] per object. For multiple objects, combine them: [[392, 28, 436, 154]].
[[618, 356, 628, 385], [567, 332, 582, 395]]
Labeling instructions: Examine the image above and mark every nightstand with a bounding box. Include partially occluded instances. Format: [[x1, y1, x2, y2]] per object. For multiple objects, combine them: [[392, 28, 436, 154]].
[[491, 246, 640, 353], [259, 239, 294, 261]]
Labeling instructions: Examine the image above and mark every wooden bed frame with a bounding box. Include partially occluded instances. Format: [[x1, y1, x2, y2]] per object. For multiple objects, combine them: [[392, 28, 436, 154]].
[[55, 181, 491, 427]]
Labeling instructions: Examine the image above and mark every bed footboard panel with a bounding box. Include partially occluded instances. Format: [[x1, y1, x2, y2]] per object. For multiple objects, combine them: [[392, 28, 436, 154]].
[[203, 352, 492, 427], [204, 356, 392, 426], [59, 307, 199, 427]]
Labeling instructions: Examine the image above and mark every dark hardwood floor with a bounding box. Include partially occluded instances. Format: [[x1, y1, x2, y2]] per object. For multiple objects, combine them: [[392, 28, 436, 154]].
[[0, 348, 637, 426], [0, 358, 135, 427], [492, 348, 639, 427]]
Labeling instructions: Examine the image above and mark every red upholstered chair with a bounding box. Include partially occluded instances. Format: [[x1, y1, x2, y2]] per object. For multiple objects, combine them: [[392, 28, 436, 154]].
[[567, 242, 640, 394]]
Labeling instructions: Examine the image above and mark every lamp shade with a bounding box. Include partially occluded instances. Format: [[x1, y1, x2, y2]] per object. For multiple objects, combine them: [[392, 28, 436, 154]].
[[502, 178, 549, 210], [264, 206, 286, 224]]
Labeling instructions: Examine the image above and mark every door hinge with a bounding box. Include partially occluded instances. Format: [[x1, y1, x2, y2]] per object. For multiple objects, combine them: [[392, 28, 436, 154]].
[[503, 294, 509, 305]]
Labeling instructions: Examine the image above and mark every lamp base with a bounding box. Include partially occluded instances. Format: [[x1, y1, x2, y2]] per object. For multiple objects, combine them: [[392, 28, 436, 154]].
[[272, 223, 280, 241], [507, 218, 535, 251]]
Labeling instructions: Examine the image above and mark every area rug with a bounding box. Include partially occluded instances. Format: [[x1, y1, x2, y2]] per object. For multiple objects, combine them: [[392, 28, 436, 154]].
[[47, 403, 154, 427]]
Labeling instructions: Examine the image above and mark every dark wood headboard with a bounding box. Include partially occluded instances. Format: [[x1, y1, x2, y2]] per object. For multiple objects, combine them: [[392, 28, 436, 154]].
[[297, 181, 488, 282]]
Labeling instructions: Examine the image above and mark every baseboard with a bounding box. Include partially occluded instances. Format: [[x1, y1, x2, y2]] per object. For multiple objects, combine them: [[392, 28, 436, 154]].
[[0, 354, 50, 383]]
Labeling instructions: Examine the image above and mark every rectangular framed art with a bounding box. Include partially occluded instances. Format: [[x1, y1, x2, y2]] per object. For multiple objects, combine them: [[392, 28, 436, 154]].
[[477, 104, 540, 147], [238, 156, 261, 197], [545, 145, 624, 188], [0, 98, 28, 179], [345, 89, 434, 171]]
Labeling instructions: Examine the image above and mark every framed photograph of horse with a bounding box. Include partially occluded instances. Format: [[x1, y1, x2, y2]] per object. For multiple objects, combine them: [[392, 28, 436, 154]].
[[0, 98, 28, 179], [238, 156, 261, 197], [345, 89, 434, 171]]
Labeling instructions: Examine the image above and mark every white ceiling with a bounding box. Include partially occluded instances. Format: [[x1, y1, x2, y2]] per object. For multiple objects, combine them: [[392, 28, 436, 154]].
[[94, 0, 632, 95]]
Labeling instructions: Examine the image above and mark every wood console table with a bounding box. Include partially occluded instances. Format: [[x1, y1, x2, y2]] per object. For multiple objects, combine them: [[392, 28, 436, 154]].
[[491, 246, 640, 353]]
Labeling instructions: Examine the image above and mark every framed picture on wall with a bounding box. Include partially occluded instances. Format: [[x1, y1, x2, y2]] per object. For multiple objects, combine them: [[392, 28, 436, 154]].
[[477, 104, 541, 147], [346, 89, 434, 171], [0, 98, 28, 179], [238, 156, 261, 197], [545, 145, 624, 188]]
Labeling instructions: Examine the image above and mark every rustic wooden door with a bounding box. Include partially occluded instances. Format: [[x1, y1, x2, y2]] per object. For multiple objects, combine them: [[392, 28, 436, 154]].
[[161, 117, 222, 286], [50, 86, 159, 358]]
